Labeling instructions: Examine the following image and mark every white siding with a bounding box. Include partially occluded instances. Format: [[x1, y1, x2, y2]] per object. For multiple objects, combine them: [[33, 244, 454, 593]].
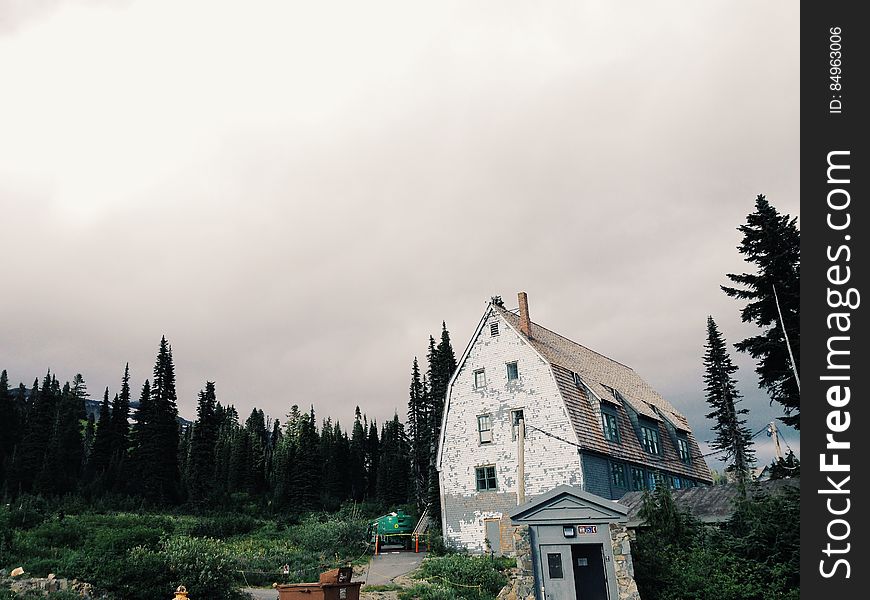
[[439, 308, 583, 552]]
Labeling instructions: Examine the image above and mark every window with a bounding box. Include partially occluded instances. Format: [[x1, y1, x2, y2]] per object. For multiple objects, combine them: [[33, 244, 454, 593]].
[[478, 415, 492, 444], [611, 463, 626, 488], [506, 361, 519, 381], [474, 369, 486, 389], [671, 476, 682, 489], [490, 322, 499, 336], [602, 411, 620, 442], [677, 438, 691, 463], [640, 424, 661, 455], [475, 465, 497, 490], [630, 467, 645, 491], [546, 553, 564, 579], [511, 409, 525, 441]]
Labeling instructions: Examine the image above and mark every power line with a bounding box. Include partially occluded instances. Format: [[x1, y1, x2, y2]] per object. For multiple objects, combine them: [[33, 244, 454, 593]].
[[523, 422, 769, 472]]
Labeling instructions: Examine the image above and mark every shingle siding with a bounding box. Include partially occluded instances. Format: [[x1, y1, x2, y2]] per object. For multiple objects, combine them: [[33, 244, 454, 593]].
[[439, 309, 583, 552], [581, 454, 611, 499]]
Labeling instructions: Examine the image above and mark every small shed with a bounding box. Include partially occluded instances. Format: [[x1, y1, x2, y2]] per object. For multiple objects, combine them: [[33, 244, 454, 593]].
[[508, 485, 640, 600]]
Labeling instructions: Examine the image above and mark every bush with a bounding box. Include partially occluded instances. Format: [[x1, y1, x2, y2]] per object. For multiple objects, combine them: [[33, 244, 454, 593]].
[[415, 555, 511, 599]]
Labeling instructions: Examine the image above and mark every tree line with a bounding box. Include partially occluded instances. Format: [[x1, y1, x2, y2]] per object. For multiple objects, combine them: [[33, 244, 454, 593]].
[[0, 328, 457, 520]]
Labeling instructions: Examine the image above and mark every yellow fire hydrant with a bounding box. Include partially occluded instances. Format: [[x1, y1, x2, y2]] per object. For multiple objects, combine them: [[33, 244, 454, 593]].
[[173, 585, 189, 599]]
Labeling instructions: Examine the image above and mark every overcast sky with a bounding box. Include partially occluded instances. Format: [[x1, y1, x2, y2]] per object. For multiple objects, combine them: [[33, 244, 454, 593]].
[[1, 0, 799, 468]]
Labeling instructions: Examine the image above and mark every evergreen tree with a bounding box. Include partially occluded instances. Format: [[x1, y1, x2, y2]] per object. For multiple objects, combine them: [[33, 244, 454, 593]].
[[722, 195, 800, 428], [15, 374, 53, 494], [53, 379, 86, 494], [0, 370, 20, 486], [89, 387, 114, 478], [703, 317, 755, 490], [407, 357, 428, 512], [188, 381, 219, 503], [426, 323, 456, 528], [110, 363, 132, 458], [366, 419, 380, 499], [375, 414, 410, 506], [349, 407, 367, 502], [129, 337, 181, 504]]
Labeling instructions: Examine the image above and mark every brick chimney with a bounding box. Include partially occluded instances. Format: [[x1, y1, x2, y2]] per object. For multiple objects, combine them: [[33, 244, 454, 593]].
[[518, 291, 532, 338]]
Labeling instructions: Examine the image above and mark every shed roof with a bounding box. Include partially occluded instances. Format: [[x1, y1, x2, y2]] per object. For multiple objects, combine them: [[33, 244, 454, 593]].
[[618, 478, 799, 526]]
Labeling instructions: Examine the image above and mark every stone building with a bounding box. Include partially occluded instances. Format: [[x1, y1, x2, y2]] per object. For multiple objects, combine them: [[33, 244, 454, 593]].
[[436, 292, 712, 554]]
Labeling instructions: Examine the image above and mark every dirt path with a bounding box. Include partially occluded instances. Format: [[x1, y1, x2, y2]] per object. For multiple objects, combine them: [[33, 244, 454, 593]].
[[243, 551, 425, 600]]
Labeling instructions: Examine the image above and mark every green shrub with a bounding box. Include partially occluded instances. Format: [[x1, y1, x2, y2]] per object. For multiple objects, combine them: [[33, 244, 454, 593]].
[[415, 555, 511, 599]]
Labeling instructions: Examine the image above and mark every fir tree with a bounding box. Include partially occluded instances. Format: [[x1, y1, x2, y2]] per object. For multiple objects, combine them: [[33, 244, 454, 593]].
[[375, 414, 410, 507], [110, 363, 132, 458], [129, 336, 181, 504], [188, 381, 219, 503], [722, 195, 800, 428], [426, 323, 456, 528], [89, 388, 114, 478], [366, 419, 380, 499], [703, 317, 755, 490], [349, 407, 367, 501], [0, 370, 19, 486], [407, 357, 429, 512]]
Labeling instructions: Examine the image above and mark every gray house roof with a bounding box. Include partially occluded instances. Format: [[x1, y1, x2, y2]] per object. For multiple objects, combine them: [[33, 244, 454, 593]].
[[510, 484, 628, 524], [618, 478, 799, 526]]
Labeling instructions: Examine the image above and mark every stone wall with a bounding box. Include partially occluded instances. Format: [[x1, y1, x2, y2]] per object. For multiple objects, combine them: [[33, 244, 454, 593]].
[[610, 523, 642, 600], [496, 526, 536, 600]]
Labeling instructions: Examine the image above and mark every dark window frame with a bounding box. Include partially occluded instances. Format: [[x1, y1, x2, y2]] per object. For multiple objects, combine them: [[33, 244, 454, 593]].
[[473, 368, 486, 389], [506, 361, 519, 381], [640, 424, 661, 455], [602, 410, 620, 443], [475, 465, 498, 491], [611, 462, 626, 488]]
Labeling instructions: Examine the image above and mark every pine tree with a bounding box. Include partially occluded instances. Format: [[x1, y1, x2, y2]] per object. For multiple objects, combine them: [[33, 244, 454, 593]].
[[54, 379, 86, 494], [0, 370, 20, 487], [407, 358, 429, 512], [703, 317, 755, 490], [188, 381, 219, 503], [89, 388, 114, 479], [375, 414, 410, 506], [110, 364, 132, 458], [426, 323, 456, 528], [129, 337, 181, 504], [722, 195, 800, 428], [366, 419, 380, 499], [349, 407, 367, 502]]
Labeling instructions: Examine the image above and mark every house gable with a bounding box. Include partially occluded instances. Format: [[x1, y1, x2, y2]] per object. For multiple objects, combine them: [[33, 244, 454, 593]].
[[510, 485, 628, 525]]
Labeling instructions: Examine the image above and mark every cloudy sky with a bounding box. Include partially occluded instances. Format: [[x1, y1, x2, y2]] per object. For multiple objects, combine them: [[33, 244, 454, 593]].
[[0, 0, 799, 467]]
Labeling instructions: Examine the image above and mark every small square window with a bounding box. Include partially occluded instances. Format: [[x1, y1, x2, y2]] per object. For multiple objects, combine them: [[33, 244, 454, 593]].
[[602, 412, 620, 443], [474, 369, 486, 389], [475, 465, 497, 490], [511, 409, 525, 441], [506, 361, 519, 381], [547, 553, 564, 579], [478, 414, 492, 444], [490, 322, 499, 336]]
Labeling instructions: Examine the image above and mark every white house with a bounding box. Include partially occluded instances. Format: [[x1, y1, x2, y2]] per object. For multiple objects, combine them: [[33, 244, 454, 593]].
[[436, 292, 712, 553]]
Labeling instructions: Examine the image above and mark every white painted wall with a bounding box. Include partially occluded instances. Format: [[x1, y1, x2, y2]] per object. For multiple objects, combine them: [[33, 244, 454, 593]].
[[439, 308, 584, 552]]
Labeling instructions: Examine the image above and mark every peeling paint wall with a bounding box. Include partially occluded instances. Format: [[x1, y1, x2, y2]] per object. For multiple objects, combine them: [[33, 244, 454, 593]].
[[439, 309, 584, 552]]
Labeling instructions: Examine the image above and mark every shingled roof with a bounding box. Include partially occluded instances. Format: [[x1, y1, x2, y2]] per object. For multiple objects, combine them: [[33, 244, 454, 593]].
[[618, 478, 799, 526], [493, 303, 712, 483]]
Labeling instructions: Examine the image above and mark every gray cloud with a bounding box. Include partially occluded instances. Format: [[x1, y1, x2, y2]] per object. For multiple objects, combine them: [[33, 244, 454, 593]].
[[0, 0, 799, 465]]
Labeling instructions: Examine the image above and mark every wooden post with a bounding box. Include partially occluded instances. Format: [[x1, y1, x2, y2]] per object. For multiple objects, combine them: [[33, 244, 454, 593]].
[[374, 524, 379, 556], [518, 418, 525, 505]]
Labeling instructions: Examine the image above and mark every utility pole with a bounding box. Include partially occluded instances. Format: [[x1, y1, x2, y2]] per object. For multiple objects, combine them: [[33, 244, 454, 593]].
[[517, 417, 525, 505], [768, 421, 784, 461]]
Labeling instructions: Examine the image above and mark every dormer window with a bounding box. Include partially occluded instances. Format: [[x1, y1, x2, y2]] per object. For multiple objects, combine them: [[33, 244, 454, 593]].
[[602, 411, 620, 443], [640, 424, 661, 455], [677, 438, 691, 463], [490, 322, 499, 336]]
